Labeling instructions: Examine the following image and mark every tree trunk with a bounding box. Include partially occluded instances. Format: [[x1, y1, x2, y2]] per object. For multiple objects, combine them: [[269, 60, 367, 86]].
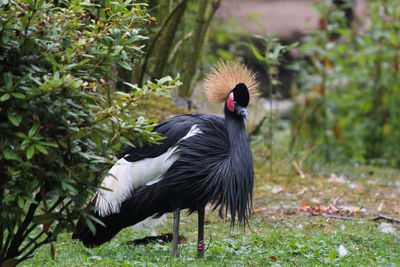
[[151, 0, 188, 79], [179, 0, 221, 99]]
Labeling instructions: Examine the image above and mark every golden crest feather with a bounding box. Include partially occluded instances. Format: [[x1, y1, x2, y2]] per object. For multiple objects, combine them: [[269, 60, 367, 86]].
[[202, 60, 259, 104]]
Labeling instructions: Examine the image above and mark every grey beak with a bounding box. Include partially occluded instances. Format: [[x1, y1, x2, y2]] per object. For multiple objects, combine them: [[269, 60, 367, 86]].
[[238, 107, 249, 121]]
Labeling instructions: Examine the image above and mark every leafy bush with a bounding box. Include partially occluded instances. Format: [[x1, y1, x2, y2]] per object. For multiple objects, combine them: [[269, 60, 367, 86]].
[[0, 0, 179, 264], [292, 0, 400, 167]]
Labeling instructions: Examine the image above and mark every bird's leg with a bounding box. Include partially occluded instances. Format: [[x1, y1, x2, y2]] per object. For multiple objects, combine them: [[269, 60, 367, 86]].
[[172, 208, 180, 257], [197, 207, 205, 258]]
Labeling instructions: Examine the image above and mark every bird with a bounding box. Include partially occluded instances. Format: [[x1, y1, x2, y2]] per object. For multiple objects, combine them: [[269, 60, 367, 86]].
[[72, 60, 259, 257]]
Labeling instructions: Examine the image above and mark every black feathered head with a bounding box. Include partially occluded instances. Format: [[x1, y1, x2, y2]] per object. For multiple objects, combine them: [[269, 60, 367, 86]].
[[203, 61, 259, 120]]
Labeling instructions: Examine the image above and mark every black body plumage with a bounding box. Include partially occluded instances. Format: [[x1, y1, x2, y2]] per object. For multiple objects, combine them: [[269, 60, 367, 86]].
[[73, 108, 254, 247]]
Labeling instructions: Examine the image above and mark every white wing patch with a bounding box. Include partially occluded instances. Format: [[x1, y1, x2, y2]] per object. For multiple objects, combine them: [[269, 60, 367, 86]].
[[181, 124, 202, 140], [95, 124, 202, 217]]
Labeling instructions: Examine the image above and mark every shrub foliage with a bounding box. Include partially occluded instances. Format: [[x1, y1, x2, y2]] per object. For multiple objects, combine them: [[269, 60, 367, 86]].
[[292, 0, 400, 167], [0, 0, 179, 264]]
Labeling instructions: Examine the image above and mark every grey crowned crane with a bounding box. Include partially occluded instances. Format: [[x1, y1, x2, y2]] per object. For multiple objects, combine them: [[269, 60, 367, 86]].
[[72, 61, 258, 257]]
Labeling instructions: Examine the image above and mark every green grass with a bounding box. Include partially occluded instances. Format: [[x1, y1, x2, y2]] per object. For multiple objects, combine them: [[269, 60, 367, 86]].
[[24, 215, 400, 266], [24, 130, 400, 266]]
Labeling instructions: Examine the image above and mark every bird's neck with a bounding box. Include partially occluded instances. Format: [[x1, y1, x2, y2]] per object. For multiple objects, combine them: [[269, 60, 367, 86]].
[[223, 104, 254, 225], [224, 105, 249, 154]]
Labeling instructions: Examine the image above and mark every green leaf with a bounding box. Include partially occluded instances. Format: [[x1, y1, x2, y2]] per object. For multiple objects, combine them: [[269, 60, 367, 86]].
[[20, 16, 29, 27], [115, 91, 131, 99], [10, 72, 30, 91], [40, 142, 58, 148], [32, 213, 60, 224], [43, 53, 59, 68], [157, 76, 173, 85], [244, 43, 267, 64], [29, 122, 41, 137], [287, 42, 299, 50], [1, 93, 10, 102], [4, 72, 12, 89], [112, 45, 123, 56], [123, 82, 139, 90], [15, 132, 27, 139], [26, 146, 35, 159], [272, 43, 283, 59], [87, 213, 105, 227], [7, 111, 22, 126], [3, 149, 18, 161], [116, 60, 132, 70], [36, 0, 45, 9], [11, 92, 25, 99], [1, 32, 10, 43], [35, 144, 48, 155], [83, 215, 97, 236]]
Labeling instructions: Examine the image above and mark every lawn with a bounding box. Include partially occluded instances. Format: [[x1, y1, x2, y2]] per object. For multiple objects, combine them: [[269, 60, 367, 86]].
[[25, 132, 400, 266]]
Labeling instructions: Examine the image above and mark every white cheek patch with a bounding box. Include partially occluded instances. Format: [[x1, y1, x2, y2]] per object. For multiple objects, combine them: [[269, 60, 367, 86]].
[[95, 124, 202, 217]]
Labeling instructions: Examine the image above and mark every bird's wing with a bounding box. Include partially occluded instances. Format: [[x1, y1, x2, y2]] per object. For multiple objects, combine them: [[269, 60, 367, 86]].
[[95, 114, 204, 216], [120, 114, 204, 161], [152, 114, 230, 212]]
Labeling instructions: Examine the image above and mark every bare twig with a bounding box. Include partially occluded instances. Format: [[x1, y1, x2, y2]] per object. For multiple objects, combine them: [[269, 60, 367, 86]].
[[5, 192, 41, 259], [17, 234, 53, 264], [309, 212, 356, 221], [292, 161, 305, 179], [371, 214, 400, 224], [249, 115, 267, 141], [167, 31, 193, 65]]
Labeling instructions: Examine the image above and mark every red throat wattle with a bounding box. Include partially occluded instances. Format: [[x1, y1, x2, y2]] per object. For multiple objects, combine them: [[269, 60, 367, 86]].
[[227, 92, 235, 112]]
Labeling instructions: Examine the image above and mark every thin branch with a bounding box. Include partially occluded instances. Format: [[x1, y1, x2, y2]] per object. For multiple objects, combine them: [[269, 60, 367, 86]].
[[0, 225, 14, 260], [19, 200, 71, 257], [5, 192, 41, 259], [0, 224, 3, 258], [167, 31, 193, 66], [19, 230, 46, 255], [309, 212, 356, 221], [17, 234, 53, 264], [249, 115, 267, 141], [21, 197, 65, 241], [59, 199, 73, 213], [371, 214, 400, 224]]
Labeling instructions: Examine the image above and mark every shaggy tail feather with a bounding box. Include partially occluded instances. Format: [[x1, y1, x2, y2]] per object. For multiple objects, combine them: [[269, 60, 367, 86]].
[[72, 185, 173, 248]]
